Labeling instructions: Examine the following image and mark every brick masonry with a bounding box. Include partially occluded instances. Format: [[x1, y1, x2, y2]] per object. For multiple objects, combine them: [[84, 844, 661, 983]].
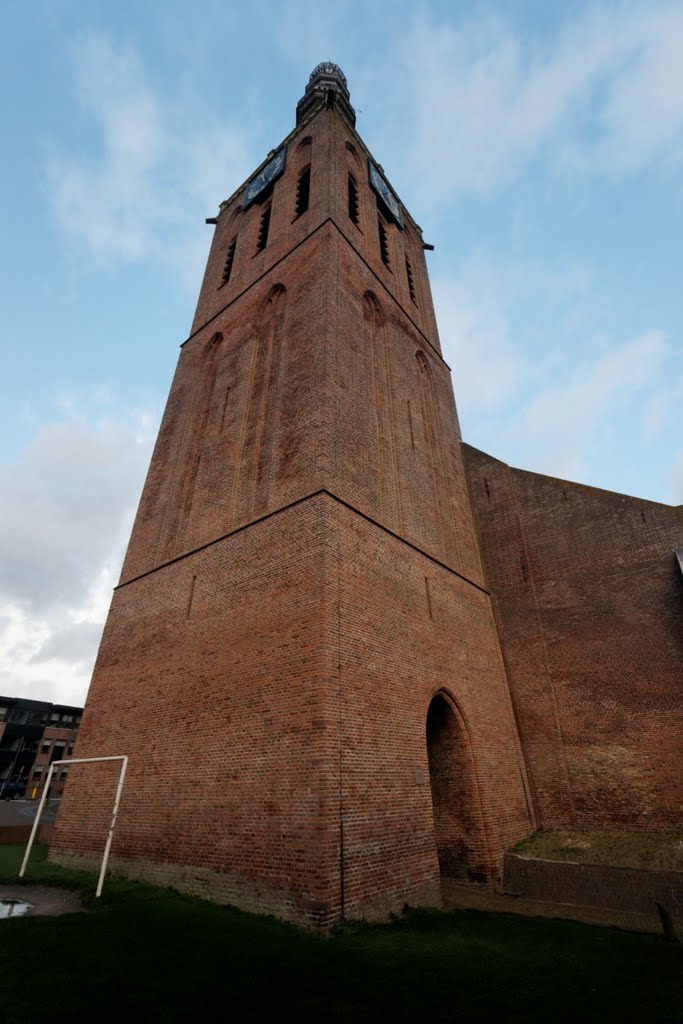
[[465, 445, 683, 832], [50, 67, 681, 928], [51, 488, 534, 927], [505, 853, 683, 919], [0, 824, 53, 846]]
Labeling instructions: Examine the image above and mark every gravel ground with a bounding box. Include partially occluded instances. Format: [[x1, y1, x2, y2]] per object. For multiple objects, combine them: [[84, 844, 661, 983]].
[[0, 799, 59, 827]]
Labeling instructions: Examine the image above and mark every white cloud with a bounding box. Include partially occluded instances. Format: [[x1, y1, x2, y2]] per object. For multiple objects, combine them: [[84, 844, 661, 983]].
[[434, 253, 593, 419], [433, 249, 678, 496], [274, 1, 350, 67], [640, 380, 683, 444], [47, 10, 683, 275], [370, 4, 683, 204], [0, 404, 156, 705], [433, 261, 527, 413], [48, 31, 251, 282], [509, 329, 671, 481], [588, 6, 683, 174], [49, 34, 165, 262], [31, 621, 104, 668]]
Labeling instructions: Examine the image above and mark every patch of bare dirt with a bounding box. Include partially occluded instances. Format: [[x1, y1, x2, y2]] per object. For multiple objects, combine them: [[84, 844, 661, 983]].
[[0, 885, 85, 918]]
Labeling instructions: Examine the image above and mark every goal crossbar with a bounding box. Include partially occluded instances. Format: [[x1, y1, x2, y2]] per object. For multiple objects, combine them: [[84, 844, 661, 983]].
[[19, 754, 128, 898]]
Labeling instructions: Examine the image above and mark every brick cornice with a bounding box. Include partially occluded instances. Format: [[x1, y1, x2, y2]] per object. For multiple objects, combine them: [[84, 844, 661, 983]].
[[116, 488, 489, 595], [181, 218, 450, 371]]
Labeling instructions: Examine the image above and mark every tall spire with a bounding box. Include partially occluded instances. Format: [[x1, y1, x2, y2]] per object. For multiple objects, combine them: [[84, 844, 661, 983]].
[[296, 62, 355, 127]]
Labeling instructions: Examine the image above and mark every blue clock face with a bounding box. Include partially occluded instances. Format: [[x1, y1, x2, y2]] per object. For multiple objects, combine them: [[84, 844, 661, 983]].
[[368, 159, 403, 229], [243, 147, 287, 209]]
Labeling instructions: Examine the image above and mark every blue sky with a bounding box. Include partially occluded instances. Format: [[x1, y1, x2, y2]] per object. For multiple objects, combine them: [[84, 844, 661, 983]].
[[1, 0, 682, 704]]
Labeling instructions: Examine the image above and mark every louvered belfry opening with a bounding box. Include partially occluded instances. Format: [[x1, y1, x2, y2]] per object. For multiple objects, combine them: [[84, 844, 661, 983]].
[[256, 204, 271, 252], [294, 166, 310, 218], [405, 256, 417, 304], [221, 238, 237, 286], [348, 173, 359, 225], [378, 216, 390, 267]]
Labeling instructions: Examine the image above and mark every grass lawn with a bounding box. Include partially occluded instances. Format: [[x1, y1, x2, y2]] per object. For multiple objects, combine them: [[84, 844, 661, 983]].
[[0, 844, 681, 1023], [511, 828, 683, 870]]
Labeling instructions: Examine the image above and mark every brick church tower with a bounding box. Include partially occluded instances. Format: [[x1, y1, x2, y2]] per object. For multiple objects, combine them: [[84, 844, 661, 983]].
[[52, 64, 536, 927]]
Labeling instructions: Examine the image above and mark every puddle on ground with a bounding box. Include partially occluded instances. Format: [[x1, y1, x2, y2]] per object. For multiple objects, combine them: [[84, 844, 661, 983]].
[[0, 898, 33, 919]]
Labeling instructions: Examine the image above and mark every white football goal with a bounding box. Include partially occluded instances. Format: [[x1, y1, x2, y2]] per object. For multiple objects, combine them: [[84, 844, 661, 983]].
[[19, 754, 128, 898]]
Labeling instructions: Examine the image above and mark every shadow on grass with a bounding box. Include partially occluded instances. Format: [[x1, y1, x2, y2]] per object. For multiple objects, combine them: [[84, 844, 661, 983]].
[[1, 844, 681, 1023]]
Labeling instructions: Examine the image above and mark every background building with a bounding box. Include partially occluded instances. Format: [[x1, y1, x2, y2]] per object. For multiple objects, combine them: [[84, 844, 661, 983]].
[[0, 696, 82, 799]]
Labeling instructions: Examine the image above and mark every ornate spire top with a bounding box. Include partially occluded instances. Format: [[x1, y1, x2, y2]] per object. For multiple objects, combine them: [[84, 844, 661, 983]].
[[296, 62, 355, 127], [309, 62, 348, 87]]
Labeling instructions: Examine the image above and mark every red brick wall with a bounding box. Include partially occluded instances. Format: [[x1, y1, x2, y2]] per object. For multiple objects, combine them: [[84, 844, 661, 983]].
[[427, 694, 486, 881], [504, 853, 683, 919], [122, 105, 451, 585], [464, 445, 683, 831], [0, 824, 54, 845], [122, 234, 481, 586], [190, 106, 439, 352], [52, 99, 536, 927], [329, 497, 533, 919], [52, 492, 534, 925], [53, 498, 340, 928]]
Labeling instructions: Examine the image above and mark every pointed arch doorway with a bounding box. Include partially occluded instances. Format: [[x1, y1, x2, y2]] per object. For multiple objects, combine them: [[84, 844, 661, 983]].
[[426, 693, 486, 883]]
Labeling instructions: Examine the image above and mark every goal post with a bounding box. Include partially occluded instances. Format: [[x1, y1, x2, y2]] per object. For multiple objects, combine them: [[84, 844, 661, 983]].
[[19, 754, 128, 898]]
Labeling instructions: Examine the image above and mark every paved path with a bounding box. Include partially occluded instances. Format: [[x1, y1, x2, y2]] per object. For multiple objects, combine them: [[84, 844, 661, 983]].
[[0, 799, 59, 827], [442, 881, 663, 935]]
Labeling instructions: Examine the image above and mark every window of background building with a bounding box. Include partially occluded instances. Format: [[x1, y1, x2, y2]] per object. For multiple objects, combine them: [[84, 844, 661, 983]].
[[49, 740, 66, 763]]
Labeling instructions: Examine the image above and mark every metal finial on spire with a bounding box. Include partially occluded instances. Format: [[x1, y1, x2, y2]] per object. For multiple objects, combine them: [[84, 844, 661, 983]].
[[296, 62, 355, 127], [309, 62, 348, 88]]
